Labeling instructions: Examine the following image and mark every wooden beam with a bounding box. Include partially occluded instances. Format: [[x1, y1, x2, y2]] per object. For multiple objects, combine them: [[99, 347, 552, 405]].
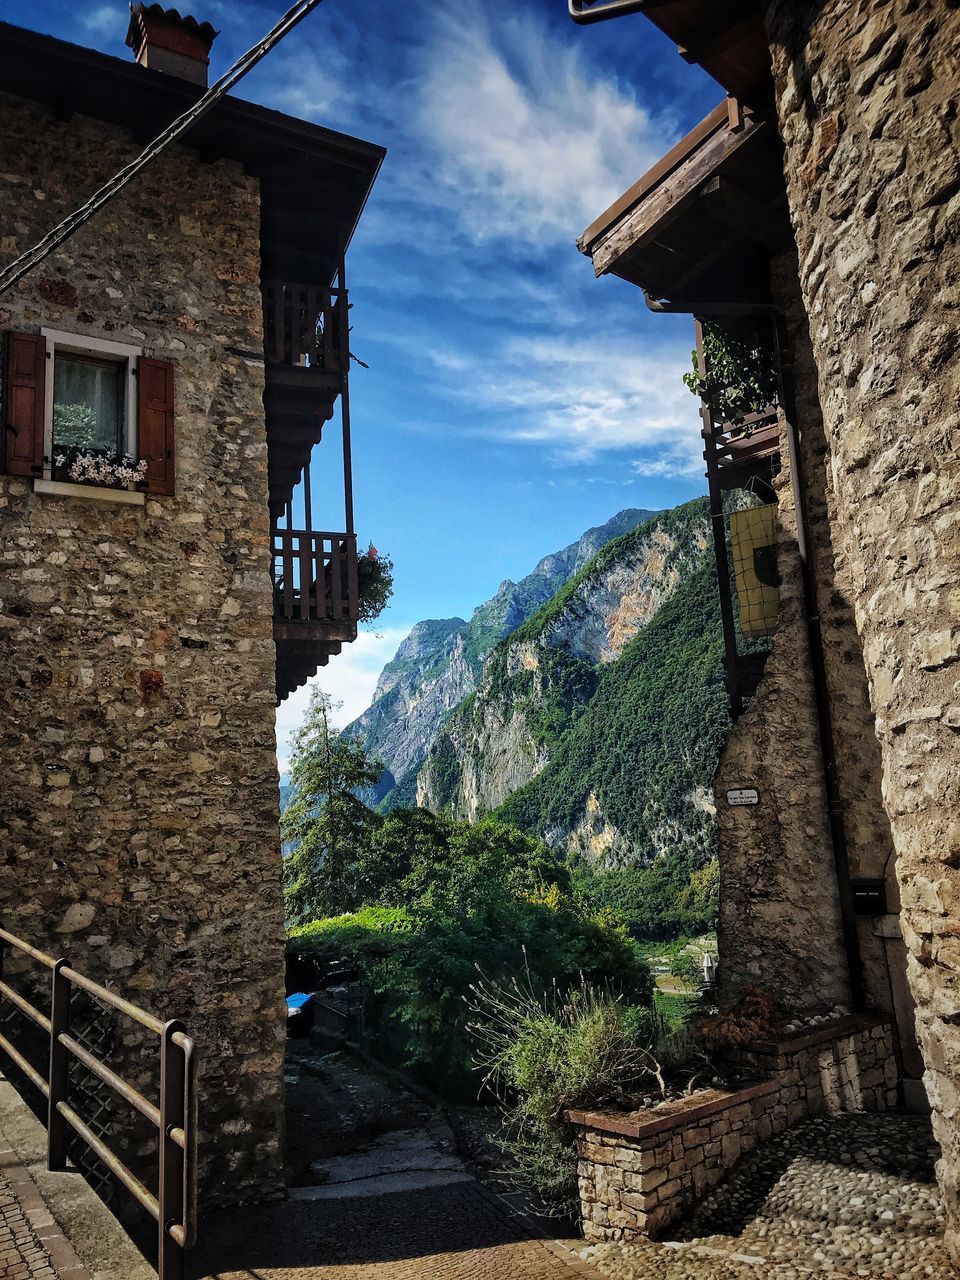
[[701, 175, 793, 252], [590, 113, 766, 279], [636, 223, 740, 299], [676, 6, 758, 66], [580, 101, 729, 253]]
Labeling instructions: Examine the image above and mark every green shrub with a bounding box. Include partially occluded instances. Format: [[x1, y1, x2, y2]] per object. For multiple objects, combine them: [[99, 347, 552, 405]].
[[669, 951, 703, 986], [468, 977, 659, 1214], [290, 887, 651, 1096], [357, 546, 394, 622]]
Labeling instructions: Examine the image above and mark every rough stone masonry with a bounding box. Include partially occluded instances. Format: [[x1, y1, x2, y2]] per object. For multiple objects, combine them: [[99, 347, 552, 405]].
[[762, 0, 960, 1257], [0, 95, 286, 1203]]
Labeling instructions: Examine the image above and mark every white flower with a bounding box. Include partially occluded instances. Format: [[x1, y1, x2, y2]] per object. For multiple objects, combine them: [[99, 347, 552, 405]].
[[65, 450, 149, 488]]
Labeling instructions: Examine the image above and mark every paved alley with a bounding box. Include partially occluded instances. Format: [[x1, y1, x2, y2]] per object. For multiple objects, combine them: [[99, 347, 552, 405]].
[[193, 1179, 596, 1280], [192, 1042, 595, 1280], [0, 1161, 87, 1280]]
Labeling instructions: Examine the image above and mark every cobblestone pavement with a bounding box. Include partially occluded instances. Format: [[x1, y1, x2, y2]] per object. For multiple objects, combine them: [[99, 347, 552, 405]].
[[0, 1164, 88, 1280], [580, 1114, 953, 1280], [192, 1178, 596, 1280]]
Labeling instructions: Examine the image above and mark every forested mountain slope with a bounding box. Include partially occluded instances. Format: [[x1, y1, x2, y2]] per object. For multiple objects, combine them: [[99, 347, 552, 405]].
[[343, 509, 657, 809], [416, 500, 729, 929]]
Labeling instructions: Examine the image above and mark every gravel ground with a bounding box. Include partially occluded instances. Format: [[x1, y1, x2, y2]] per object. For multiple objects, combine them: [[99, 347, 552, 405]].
[[580, 1114, 952, 1280]]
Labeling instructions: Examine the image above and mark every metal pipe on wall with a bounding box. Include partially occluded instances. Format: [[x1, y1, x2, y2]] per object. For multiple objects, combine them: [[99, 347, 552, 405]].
[[568, 0, 656, 24]]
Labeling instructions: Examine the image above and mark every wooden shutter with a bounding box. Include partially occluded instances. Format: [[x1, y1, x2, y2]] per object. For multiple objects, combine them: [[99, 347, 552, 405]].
[[4, 331, 46, 477], [138, 357, 175, 495]]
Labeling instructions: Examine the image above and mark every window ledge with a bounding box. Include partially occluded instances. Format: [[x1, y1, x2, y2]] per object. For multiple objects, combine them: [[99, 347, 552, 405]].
[[34, 479, 146, 507]]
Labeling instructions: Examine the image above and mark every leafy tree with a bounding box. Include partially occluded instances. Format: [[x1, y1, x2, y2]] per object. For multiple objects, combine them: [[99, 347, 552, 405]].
[[682, 317, 779, 426], [678, 858, 720, 929], [669, 951, 703, 986], [282, 688, 384, 925]]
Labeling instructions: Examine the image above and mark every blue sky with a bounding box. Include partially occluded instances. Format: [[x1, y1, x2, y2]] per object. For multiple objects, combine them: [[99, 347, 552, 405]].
[[4, 0, 719, 754]]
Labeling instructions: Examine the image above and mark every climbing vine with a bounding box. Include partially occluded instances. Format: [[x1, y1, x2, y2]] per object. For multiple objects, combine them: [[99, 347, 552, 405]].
[[683, 319, 779, 426]]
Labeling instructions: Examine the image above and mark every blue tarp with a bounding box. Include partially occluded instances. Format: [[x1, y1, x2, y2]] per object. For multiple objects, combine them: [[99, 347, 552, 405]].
[[286, 992, 312, 1011]]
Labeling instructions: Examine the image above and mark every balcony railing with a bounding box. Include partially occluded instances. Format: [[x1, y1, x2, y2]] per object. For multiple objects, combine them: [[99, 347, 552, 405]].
[[262, 280, 349, 375], [272, 528, 358, 625]]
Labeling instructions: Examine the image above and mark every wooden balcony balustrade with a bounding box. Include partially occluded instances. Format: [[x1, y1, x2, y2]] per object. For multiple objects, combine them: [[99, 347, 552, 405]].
[[272, 528, 358, 625], [264, 263, 358, 702], [262, 281, 349, 375], [272, 527, 358, 703]]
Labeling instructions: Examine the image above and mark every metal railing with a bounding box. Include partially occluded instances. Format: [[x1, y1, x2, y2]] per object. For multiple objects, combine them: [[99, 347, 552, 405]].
[[0, 926, 198, 1280], [272, 528, 358, 624], [262, 279, 349, 374]]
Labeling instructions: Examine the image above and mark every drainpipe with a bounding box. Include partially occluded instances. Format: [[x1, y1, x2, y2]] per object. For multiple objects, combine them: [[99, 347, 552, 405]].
[[651, 292, 866, 1010], [568, 0, 655, 23]]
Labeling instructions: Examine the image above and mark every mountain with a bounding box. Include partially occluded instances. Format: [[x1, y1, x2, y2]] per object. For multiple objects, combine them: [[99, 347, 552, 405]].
[[415, 499, 730, 931], [343, 509, 659, 809]]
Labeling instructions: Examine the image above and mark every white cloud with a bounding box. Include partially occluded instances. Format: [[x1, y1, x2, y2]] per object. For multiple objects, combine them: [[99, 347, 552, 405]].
[[413, 330, 702, 468], [275, 626, 410, 775], [415, 5, 678, 245], [83, 5, 122, 36], [252, 47, 356, 125], [632, 453, 703, 479]]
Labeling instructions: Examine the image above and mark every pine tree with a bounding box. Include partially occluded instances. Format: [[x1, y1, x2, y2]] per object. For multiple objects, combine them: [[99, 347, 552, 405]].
[[281, 687, 383, 925]]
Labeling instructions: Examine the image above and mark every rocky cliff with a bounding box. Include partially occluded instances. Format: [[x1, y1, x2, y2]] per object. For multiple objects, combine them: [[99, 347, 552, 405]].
[[418, 499, 728, 874], [344, 509, 657, 808]]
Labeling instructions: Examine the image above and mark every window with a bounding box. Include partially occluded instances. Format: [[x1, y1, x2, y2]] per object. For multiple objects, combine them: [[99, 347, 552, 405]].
[[53, 352, 124, 459], [2, 328, 176, 496], [43, 329, 140, 485]]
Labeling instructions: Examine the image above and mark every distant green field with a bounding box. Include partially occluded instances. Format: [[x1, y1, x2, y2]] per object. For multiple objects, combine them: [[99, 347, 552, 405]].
[[653, 987, 700, 1032]]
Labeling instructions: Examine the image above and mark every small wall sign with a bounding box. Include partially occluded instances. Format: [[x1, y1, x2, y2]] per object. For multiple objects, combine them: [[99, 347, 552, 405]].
[[726, 787, 759, 807]]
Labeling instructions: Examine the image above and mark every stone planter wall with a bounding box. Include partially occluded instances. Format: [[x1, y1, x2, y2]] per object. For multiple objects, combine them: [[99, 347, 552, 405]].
[[568, 1016, 896, 1241]]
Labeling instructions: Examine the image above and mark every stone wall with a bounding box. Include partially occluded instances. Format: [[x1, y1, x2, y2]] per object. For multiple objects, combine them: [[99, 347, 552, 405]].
[[717, 249, 923, 1087], [570, 1017, 896, 1241], [0, 96, 286, 1204], [762, 0, 960, 1256], [715, 415, 851, 1013], [769, 251, 922, 1088]]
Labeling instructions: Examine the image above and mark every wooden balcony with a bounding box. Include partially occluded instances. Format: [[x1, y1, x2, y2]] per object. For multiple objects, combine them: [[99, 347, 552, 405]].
[[272, 528, 358, 703], [262, 279, 350, 511]]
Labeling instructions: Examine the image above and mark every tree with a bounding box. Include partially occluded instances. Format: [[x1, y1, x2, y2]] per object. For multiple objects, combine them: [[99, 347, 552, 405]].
[[282, 688, 384, 925]]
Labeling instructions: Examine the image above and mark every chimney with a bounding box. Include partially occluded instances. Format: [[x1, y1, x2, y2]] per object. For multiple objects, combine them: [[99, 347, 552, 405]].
[[125, 4, 218, 87]]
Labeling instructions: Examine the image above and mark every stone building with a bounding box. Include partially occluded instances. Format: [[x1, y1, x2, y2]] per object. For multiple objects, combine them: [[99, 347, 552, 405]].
[[573, 0, 960, 1258], [0, 10, 383, 1206]]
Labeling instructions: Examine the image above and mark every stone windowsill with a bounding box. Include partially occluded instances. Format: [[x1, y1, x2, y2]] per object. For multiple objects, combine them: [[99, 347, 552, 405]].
[[34, 479, 146, 507]]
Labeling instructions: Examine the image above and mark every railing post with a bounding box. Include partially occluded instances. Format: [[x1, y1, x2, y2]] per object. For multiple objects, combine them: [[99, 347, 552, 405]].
[[159, 1020, 187, 1280], [47, 959, 70, 1171]]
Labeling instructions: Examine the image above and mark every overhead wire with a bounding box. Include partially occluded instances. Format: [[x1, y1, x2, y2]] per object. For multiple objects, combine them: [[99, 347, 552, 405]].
[[0, 0, 327, 297]]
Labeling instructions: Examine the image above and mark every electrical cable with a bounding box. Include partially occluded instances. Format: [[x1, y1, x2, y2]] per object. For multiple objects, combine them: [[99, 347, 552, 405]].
[[0, 0, 327, 297]]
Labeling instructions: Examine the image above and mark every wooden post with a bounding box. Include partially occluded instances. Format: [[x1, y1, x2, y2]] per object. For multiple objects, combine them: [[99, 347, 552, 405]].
[[47, 959, 70, 1171], [158, 1021, 187, 1280], [338, 253, 354, 537], [697, 318, 743, 719]]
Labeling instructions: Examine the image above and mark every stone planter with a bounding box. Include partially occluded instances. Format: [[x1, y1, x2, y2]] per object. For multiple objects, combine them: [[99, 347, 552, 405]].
[[567, 1014, 897, 1241]]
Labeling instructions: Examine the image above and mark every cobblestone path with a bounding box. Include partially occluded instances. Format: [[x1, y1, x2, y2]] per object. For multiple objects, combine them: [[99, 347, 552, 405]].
[[190, 1043, 596, 1279], [0, 1171, 57, 1280], [580, 1114, 953, 1280], [192, 1179, 596, 1280], [0, 1165, 88, 1280]]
